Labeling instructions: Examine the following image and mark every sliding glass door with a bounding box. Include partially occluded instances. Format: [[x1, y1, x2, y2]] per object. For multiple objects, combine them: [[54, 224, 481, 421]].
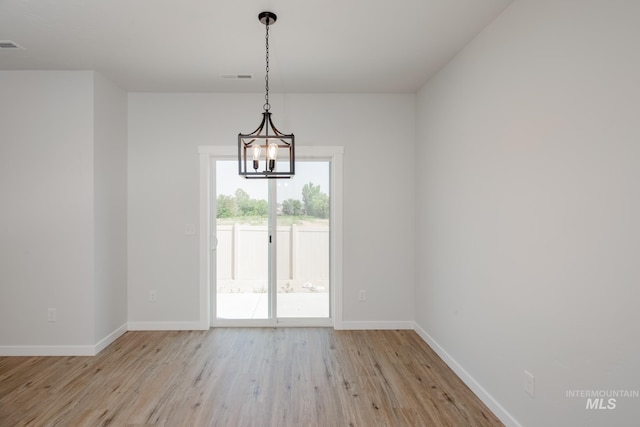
[[213, 160, 331, 324], [276, 162, 330, 318], [214, 164, 269, 319]]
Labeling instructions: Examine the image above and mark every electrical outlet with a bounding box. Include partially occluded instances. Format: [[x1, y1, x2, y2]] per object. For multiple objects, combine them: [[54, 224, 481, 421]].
[[149, 290, 157, 302], [524, 370, 535, 397], [358, 290, 366, 302], [47, 308, 57, 322]]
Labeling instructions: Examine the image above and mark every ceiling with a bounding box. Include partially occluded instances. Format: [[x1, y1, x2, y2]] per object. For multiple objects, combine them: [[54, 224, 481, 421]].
[[0, 0, 512, 93]]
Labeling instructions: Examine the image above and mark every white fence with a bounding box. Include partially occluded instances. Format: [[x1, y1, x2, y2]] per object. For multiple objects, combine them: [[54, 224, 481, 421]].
[[216, 224, 329, 281]]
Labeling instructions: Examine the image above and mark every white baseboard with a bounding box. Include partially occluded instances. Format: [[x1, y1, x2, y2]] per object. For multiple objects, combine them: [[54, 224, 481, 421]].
[[412, 322, 521, 427], [0, 345, 96, 357], [337, 320, 415, 330], [0, 323, 129, 356], [95, 323, 128, 354], [127, 321, 204, 331], [0, 322, 205, 355]]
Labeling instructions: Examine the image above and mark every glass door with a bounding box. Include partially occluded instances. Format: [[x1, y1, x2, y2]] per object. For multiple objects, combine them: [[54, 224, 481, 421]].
[[215, 161, 269, 320], [213, 160, 331, 323], [276, 162, 330, 318]]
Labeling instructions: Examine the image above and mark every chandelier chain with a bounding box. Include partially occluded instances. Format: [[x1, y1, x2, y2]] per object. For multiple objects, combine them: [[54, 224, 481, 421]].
[[238, 12, 294, 179], [264, 19, 271, 112]]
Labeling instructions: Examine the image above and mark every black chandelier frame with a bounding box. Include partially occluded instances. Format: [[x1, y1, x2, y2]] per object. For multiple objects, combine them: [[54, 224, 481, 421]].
[[238, 11, 295, 179]]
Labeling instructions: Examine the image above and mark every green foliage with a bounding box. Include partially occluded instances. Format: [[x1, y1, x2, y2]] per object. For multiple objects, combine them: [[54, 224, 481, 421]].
[[216, 194, 237, 218], [217, 189, 267, 218], [218, 182, 329, 219], [235, 189, 268, 216], [302, 182, 329, 219], [282, 198, 303, 216]]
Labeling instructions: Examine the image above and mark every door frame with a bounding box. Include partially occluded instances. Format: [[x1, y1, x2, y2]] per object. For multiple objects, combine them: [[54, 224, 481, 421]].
[[198, 145, 344, 329]]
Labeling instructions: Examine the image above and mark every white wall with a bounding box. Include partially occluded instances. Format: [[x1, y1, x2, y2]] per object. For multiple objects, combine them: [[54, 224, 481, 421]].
[[0, 71, 128, 354], [415, 1, 640, 426], [93, 73, 128, 343], [0, 71, 95, 347], [128, 93, 415, 327]]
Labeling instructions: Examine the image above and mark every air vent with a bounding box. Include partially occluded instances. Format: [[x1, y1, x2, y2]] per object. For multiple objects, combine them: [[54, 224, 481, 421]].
[[0, 40, 24, 50], [220, 74, 253, 80]]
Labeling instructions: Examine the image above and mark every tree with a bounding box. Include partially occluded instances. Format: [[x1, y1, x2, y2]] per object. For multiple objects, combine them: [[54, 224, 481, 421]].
[[302, 182, 329, 219], [216, 189, 268, 218], [235, 188, 267, 217], [217, 194, 237, 218], [235, 189, 251, 215], [282, 199, 303, 216], [250, 199, 268, 216]]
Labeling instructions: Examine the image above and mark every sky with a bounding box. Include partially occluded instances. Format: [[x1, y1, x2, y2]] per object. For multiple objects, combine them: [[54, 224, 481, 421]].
[[216, 160, 329, 202]]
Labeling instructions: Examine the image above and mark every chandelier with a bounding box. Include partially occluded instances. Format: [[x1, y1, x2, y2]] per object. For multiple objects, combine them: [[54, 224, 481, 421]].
[[238, 12, 295, 179]]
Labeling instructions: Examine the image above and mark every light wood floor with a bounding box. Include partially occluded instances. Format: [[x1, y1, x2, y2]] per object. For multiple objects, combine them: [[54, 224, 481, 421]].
[[0, 329, 503, 427]]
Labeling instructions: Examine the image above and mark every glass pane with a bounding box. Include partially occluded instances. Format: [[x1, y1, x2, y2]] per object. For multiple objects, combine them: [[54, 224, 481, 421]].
[[276, 161, 330, 318], [215, 160, 269, 319]]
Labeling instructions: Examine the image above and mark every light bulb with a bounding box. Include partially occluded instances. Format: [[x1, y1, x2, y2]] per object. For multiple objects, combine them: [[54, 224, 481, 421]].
[[252, 145, 262, 160], [252, 145, 261, 170], [267, 142, 278, 160], [267, 141, 278, 171]]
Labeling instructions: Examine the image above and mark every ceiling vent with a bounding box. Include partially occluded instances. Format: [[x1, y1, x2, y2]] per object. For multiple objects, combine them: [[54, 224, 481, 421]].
[[221, 74, 253, 80], [0, 41, 24, 50]]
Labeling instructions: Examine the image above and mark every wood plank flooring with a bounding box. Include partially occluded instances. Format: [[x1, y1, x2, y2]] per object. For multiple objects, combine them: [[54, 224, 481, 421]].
[[0, 329, 503, 427]]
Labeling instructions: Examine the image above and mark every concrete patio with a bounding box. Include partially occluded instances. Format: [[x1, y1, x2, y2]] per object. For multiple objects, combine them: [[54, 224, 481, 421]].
[[216, 292, 329, 319]]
